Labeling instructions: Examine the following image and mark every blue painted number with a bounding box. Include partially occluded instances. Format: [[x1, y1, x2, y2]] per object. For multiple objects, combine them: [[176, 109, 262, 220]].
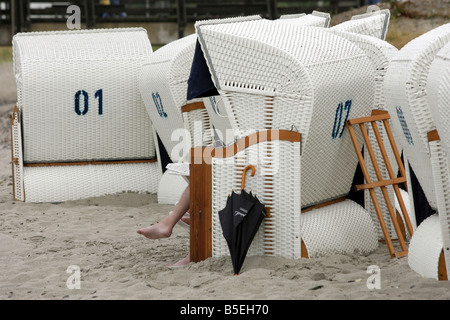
[[395, 106, 414, 145], [332, 99, 352, 139], [95, 89, 103, 115], [74, 89, 103, 116], [152, 92, 167, 118], [74, 90, 88, 115]]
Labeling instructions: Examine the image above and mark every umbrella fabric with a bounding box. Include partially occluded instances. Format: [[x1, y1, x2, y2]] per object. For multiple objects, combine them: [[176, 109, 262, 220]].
[[218, 190, 266, 275]]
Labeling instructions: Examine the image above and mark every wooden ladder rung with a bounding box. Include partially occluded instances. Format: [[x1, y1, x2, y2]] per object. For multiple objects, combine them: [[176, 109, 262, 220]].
[[354, 177, 406, 191]]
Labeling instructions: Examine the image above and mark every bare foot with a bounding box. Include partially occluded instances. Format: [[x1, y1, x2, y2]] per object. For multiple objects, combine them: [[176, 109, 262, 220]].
[[136, 222, 172, 239], [166, 254, 190, 267]]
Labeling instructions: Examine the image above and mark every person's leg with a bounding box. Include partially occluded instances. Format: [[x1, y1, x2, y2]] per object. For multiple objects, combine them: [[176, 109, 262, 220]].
[[166, 253, 190, 267], [180, 210, 190, 225], [137, 185, 190, 239]]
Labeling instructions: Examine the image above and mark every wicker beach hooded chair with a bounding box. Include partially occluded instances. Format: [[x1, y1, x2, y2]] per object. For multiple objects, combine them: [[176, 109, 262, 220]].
[[192, 17, 379, 259], [11, 28, 160, 203], [410, 39, 450, 280], [331, 9, 390, 40], [384, 23, 450, 280]]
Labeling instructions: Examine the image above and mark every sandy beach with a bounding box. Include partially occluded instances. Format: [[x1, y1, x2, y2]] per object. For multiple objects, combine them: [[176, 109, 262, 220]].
[[2, 6, 450, 300]]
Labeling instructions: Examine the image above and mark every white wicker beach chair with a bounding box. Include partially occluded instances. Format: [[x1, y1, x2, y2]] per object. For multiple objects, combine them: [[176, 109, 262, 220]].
[[331, 9, 390, 40], [195, 18, 378, 259], [11, 28, 160, 203], [411, 40, 450, 280], [384, 23, 450, 279], [384, 23, 450, 216]]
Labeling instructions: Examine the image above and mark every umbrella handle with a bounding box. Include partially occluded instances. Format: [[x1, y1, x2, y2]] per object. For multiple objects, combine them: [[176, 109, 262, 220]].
[[241, 164, 255, 190]]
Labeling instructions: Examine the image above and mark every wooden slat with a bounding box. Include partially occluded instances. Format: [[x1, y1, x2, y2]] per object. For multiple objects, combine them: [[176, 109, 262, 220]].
[[23, 158, 157, 167], [347, 110, 390, 125], [428, 129, 441, 142], [301, 197, 346, 213], [354, 177, 406, 192], [439, 250, 448, 280], [190, 146, 212, 263], [181, 101, 206, 113], [201, 130, 301, 161]]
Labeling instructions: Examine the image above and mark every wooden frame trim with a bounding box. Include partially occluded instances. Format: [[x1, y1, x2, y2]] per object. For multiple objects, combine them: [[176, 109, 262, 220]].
[[428, 129, 441, 142], [202, 130, 301, 159], [439, 250, 448, 280], [23, 158, 157, 167], [354, 177, 406, 192], [301, 197, 346, 214], [181, 101, 206, 113], [428, 129, 450, 280], [347, 109, 390, 125]]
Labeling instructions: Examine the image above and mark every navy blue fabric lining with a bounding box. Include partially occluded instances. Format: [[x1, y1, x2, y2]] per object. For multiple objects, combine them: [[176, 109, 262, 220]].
[[187, 40, 219, 100]]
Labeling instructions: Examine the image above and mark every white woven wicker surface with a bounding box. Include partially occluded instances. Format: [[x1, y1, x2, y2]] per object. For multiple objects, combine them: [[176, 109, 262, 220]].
[[276, 11, 330, 28], [22, 162, 160, 203], [202, 95, 234, 147], [331, 9, 390, 40], [327, 31, 397, 108], [197, 18, 374, 207], [182, 105, 214, 149], [384, 23, 450, 210], [139, 34, 198, 162], [211, 139, 302, 259], [428, 42, 450, 156], [408, 214, 443, 280], [13, 28, 155, 163], [301, 199, 378, 258], [205, 14, 330, 148]]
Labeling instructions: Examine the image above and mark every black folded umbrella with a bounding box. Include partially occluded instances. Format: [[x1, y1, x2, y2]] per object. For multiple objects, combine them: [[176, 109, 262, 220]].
[[218, 165, 267, 275]]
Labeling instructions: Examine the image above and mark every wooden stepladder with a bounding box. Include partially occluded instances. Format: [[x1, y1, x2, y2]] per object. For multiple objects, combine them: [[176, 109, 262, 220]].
[[346, 110, 414, 258]]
